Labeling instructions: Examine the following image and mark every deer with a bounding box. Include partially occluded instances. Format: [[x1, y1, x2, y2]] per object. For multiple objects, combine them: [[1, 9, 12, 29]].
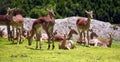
[[6, 7, 24, 44], [0, 8, 13, 41], [76, 10, 93, 46], [58, 27, 78, 50], [90, 33, 113, 47], [77, 29, 98, 46], [54, 27, 78, 41], [27, 8, 55, 50]]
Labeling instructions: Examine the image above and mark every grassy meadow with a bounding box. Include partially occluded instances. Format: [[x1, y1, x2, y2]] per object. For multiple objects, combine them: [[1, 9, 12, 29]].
[[0, 38, 120, 62]]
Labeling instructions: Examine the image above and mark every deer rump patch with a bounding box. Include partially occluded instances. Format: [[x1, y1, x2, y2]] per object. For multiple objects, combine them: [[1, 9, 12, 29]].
[[12, 14, 24, 23]]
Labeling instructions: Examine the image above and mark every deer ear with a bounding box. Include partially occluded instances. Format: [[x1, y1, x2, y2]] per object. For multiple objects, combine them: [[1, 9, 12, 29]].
[[46, 8, 50, 11], [85, 10, 88, 13], [8, 7, 11, 10], [91, 11, 93, 13], [12, 7, 16, 10], [50, 8, 53, 11]]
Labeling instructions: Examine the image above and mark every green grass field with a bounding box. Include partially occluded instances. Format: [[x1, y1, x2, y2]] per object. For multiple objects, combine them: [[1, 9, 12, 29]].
[[0, 38, 120, 62]]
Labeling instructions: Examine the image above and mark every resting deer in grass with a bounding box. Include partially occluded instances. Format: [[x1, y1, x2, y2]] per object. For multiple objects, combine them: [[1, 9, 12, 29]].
[[27, 8, 55, 49], [59, 27, 78, 50], [7, 7, 24, 44], [54, 27, 78, 41], [77, 29, 98, 46], [91, 33, 113, 47], [0, 28, 5, 37], [76, 10, 93, 46]]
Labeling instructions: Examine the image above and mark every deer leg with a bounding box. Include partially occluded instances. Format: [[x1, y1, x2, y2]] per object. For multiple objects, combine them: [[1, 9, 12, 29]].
[[82, 31, 86, 45], [38, 32, 42, 49], [39, 38, 42, 49], [16, 29, 20, 44], [51, 33, 55, 50], [87, 30, 89, 46], [17, 29, 21, 44], [12, 27, 15, 43], [66, 46, 70, 50], [19, 29, 22, 43], [21, 24, 24, 43], [94, 41, 98, 46], [78, 31, 83, 44], [77, 28, 82, 44], [36, 40, 38, 49], [47, 35, 50, 50], [7, 24, 11, 41]]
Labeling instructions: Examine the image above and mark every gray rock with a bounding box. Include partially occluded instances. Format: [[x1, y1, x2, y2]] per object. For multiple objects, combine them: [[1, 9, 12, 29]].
[[1, 17, 120, 41]]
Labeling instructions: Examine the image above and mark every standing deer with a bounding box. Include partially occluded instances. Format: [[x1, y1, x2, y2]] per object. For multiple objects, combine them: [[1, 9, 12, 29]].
[[0, 8, 14, 41], [6, 7, 24, 44], [76, 10, 93, 46], [27, 8, 55, 50], [59, 27, 78, 50]]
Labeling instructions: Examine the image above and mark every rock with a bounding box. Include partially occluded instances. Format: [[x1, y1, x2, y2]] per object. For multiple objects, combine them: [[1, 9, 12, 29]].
[[0, 17, 120, 41]]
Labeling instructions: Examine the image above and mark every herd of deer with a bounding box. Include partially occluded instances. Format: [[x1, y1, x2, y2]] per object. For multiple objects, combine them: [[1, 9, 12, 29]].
[[0, 7, 113, 50]]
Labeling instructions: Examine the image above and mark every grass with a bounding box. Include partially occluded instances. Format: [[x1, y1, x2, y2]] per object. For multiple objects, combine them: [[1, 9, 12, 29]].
[[0, 38, 120, 62]]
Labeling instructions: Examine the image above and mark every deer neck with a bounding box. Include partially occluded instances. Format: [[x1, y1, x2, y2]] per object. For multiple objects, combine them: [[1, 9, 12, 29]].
[[62, 35, 67, 47], [67, 31, 73, 40], [48, 13, 54, 20], [107, 35, 112, 47], [7, 12, 14, 23], [86, 17, 91, 26]]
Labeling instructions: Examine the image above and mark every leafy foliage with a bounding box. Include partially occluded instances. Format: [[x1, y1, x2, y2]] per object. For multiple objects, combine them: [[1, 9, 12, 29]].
[[0, 0, 120, 23]]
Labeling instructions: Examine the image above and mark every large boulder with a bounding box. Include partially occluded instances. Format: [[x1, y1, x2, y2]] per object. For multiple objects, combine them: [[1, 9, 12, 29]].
[[1, 17, 120, 41]]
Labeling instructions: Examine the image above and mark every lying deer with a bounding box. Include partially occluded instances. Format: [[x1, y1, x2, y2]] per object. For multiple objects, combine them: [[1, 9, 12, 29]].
[[77, 29, 98, 46], [54, 28, 78, 41], [59, 28, 78, 50], [27, 8, 55, 49], [91, 33, 113, 47]]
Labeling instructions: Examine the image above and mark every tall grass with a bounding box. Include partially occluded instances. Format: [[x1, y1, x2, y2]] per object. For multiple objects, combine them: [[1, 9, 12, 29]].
[[0, 38, 120, 62]]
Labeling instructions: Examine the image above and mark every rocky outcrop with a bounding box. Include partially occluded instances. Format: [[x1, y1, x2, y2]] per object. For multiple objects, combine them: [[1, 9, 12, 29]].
[[1, 17, 120, 41]]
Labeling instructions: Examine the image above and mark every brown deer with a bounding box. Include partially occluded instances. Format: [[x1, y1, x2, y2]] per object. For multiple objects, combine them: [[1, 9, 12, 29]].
[[7, 7, 24, 44], [76, 10, 93, 46], [0, 8, 14, 41], [59, 28, 78, 50], [77, 29, 98, 46], [27, 8, 55, 49], [91, 33, 113, 47], [54, 27, 78, 41]]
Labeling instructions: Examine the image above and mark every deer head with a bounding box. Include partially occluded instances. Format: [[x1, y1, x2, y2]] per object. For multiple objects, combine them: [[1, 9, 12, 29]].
[[85, 10, 93, 19], [47, 8, 55, 17], [68, 26, 78, 35], [6, 7, 16, 16]]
